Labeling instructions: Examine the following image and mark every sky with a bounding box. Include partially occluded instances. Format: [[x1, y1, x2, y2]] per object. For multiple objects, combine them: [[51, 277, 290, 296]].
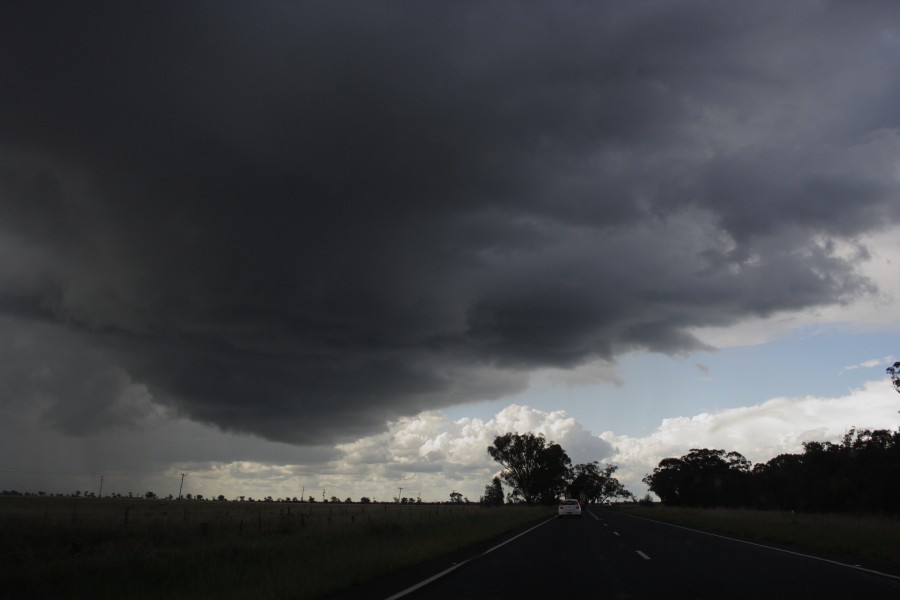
[[1, 1, 899, 502]]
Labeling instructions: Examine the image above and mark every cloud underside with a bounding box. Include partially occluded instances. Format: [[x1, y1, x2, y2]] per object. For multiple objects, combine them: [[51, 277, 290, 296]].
[[1, 2, 899, 443]]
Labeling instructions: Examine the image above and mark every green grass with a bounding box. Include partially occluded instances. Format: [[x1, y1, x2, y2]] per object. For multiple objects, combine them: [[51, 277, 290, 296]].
[[0, 497, 549, 599], [613, 505, 900, 565]]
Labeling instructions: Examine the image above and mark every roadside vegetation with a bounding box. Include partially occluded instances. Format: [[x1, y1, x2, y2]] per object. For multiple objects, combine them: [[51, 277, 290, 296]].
[[642, 428, 900, 514], [1, 496, 549, 600], [612, 504, 900, 565]]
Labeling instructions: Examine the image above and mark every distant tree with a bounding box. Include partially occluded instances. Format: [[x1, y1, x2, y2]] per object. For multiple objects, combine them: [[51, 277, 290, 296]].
[[344, 497, 353, 504], [217, 495, 226, 501], [481, 477, 504, 506], [307, 496, 316, 503], [360, 496, 371, 504], [195, 494, 204, 501], [570, 462, 628, 504], [144, 491, 157, 500], [487, 432, 573, 504]]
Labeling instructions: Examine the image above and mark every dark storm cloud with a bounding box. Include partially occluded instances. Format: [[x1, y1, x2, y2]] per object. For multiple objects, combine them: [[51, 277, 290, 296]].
[[1, 1, 898, 444]]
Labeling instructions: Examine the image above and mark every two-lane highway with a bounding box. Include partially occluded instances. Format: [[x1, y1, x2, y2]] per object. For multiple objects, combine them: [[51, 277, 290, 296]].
[[386, 508, 900, 599]]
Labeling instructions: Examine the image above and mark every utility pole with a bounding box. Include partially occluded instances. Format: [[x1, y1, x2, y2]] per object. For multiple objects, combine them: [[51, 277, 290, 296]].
[[301, 486, 305, 502], [398, 487, 403, 502], [178, 473, 185, 499], [98, 475, 104, 499]]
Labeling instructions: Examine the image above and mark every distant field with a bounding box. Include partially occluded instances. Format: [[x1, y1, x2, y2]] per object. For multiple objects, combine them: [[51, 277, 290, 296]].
[[1, 496, 550, 599], [613, 504, 900, 565]]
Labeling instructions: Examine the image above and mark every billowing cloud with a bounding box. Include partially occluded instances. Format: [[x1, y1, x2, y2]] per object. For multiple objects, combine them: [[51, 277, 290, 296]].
[[333, 404, 615, 499], [0, 398, 613, 501], [1, 2, 899, 446], [7, 380, 896, 501]]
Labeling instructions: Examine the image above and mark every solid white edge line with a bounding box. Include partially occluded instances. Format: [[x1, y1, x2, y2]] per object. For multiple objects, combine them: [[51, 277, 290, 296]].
[[636, 550, 651, 560], [382, 561, 470, 600], [383, 516, 557, 600], [620, 512, 900, 582]]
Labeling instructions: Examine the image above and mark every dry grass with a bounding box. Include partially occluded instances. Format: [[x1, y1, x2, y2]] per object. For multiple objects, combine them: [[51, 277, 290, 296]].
[[614, 505, 900, 564], [1, 497, 550, 599]]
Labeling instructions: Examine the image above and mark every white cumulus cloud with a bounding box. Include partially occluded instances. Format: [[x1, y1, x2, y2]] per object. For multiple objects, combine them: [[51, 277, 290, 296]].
[[603, 378, 900, 497]]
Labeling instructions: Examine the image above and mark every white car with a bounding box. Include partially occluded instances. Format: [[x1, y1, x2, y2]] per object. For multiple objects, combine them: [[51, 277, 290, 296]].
[[558, 498, 582, 518]]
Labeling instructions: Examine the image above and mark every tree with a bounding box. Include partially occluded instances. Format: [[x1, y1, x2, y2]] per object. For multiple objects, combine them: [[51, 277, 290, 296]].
[[487, 432, 572, 504], [888, 361, 900, 394], [481, 476, 504, 506], [643, 449, 750, 507], [449, 491, 463, 504], [570, 462, 627, 504], [642, 457, 687, 505]]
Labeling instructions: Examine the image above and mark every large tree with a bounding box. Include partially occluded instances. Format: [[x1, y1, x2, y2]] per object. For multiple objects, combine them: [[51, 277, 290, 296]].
[[487, 432, 572, 504], [643, 448, 750, 507]]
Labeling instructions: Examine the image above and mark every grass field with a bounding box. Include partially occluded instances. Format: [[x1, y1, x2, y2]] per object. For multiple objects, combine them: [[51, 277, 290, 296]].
[[1, 496, 550, 599], [613, 504, 900, 565]]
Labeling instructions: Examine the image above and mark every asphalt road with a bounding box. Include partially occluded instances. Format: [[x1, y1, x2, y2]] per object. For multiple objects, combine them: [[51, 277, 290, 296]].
[[364, 508, 900, 600]]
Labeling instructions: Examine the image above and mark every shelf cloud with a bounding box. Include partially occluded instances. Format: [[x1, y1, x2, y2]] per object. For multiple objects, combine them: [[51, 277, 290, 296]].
[[1, 1, 898, 446]]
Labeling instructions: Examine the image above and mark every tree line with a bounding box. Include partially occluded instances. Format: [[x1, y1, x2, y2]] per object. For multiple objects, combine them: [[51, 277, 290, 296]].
[[642, 428, 900, 513], [482, 432, 630, 505]]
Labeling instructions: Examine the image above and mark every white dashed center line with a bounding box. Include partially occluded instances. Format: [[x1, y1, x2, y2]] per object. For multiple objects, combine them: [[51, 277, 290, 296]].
[[636, 550, 651, 560]]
